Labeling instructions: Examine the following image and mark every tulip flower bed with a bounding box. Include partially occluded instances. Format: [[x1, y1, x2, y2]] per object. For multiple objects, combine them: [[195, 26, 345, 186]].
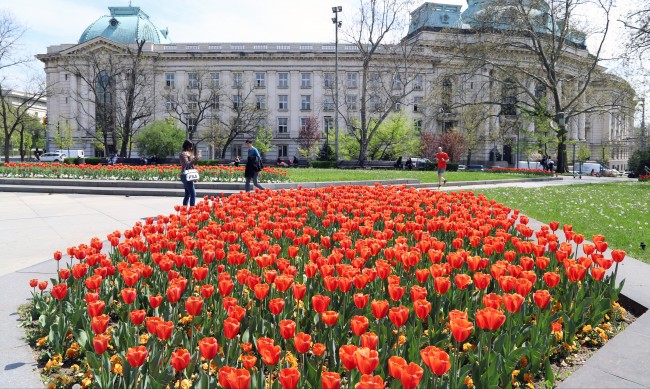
[[487, 167, 554, 176], [639, 174, 650, 182], [23, 185, 627, 389], [0, 162, 288, 182]]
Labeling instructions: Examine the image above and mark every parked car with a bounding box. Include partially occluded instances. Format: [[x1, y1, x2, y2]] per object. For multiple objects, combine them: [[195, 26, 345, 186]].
[[602, 168, 621, 177], [457, 164, 466, 171], [411, 158, 432, 170], [466, 164, 485, 171], [40, 151, 67, 162]]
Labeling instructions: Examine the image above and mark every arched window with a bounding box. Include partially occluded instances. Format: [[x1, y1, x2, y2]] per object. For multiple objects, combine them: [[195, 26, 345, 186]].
[[501, 78, 517, 116]]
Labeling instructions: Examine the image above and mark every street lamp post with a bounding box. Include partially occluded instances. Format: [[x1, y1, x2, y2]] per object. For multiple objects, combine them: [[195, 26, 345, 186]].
[[640, 98, 646, 151], [332, 6, 342, 161]]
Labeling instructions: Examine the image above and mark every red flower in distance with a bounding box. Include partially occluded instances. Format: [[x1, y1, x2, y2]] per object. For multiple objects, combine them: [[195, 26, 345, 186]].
[[388, 355, 407, 379], [350, 315, 369, 336], [121, 287, 137, 304], [91, 314, 110, 335], [223, 317, 240, 340], [279, 319, 297, 339], [185, 296, 204, 316], [503, 293, 525, 313], [92, 334, 109, 355], [356, 374, 385, 389], [269, 298, 285, 315], [311, 294, 331, 313], [533, 289, 551, 309], [413, 299, 432, 320], [339, 344, 358, 370], [360, 332, 379, 350], [400, 362, 425, 389], [370, 300, 389, 319], [321, 311, 339, 326]]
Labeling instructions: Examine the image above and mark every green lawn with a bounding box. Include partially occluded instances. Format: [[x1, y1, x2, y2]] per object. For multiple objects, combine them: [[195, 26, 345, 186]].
[[284, 168, 535, 183], [474, 182, 650, 263]]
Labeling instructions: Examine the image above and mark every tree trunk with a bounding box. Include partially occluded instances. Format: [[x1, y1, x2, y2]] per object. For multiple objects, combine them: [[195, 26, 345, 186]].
[[556, 127, 568, 173]]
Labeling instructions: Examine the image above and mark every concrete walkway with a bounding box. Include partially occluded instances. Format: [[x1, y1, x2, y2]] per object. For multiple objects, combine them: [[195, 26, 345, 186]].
[[0, 176, 646, 388]]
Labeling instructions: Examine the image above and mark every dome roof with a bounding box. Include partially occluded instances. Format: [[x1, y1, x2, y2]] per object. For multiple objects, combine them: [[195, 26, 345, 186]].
[[79, 6, 171, 45]]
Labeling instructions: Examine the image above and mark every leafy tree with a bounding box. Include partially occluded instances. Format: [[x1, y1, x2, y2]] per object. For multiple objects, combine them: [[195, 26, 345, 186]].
[[52, 122, 75, 152], [340, 112, 419, 160], [134, 120, 185, 158], [628, 148, 650, 176], [0, 84, 47, 162], [253, 126, 273, 157], [317, 141, 336, 162]]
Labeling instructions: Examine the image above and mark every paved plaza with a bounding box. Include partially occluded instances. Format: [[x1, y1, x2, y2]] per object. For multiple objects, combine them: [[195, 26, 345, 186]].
[[0, 176, 647, 388]]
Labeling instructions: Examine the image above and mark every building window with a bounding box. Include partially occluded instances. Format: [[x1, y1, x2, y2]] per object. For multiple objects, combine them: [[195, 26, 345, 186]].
[[188, 73, 199, 89], [442, 78, 453, 113], [65, 97, 68, 104], [165, 73, 175, 88], [347, 72, 358, 88], [324, 96, 334, 111], [64, 74, 68, 81], [232, 145, 242, 159], [278, 95, 288, 110], [211, 95, 219, 109], [392, 73, 403, 90], [301, 95, 311, 110], [255, 72, 266, 88], [346, 94, 357, 110], [369, 95, 381, 111], [211, 72, 220, 88], [187, 118, 197, 133], [413, 74, 423, 91], [502, 78, 517, 116], [324, 72, 334, 89], [414, 119, 422, 132], [278, 72, 289, 88], [369, 72, 380, 87], [256, 95, 266, 110], [278, 117, 288, 133], [232, 72, 243, 88], [300, 117, 310, 130], [188, 94, 198, 111], [164, 95, 176, 110], [392, 96, 402, 111], [233, 95, 243, 110], [301, 73, 312, 88], [413, 96, 423, 112], [278, 145, 288, 158]]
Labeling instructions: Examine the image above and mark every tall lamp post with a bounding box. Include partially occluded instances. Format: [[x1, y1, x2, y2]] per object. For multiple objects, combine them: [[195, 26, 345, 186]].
[[640, 98, 646, 151], [332, 6, 342, 161]]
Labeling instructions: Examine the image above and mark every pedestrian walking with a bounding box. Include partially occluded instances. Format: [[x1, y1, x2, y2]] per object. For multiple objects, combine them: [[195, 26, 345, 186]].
[[179, 140, 201, 207], [244, 139, 265, 192], [436, 146, 449, 188]]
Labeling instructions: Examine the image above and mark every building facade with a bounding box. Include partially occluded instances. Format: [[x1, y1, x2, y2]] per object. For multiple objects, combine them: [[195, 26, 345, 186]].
[[38, 3, 636, 170]]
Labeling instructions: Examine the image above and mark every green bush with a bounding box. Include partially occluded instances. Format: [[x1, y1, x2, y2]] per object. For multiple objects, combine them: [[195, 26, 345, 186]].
[[628, 149, 650, 177], [83, 158, 103, 165], [310, 161, 336, 169]]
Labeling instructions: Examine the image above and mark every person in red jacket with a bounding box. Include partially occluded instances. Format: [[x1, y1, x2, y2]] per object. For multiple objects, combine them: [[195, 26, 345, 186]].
[[436, 146, 449, 188]]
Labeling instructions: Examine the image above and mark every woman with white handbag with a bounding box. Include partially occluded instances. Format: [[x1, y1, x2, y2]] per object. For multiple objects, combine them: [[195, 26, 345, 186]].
[[179, 140, 201, 207]]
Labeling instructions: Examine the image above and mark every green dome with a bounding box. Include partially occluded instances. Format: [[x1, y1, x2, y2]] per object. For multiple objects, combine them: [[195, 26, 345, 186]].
[[79, 6, 171, 45]]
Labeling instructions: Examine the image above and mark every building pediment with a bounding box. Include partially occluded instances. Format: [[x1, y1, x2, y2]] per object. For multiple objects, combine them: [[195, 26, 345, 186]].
[[58, 37, 128, 56]]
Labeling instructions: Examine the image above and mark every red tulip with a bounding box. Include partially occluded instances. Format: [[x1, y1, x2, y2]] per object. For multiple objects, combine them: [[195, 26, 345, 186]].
[[29, 278, 38, 288], [454, 273, 472, 290], [312, 343, 326, 356], [543, 272, 561, 288], [339, 344, 358, 370], [269, 298, 285, 315], [279, 367, 301, 389], [611, 249, 626, 263], [170, 348, 191, 371], [292, 283, 306, 300], [254, 283, 270, 300], [199, 337, 218, 360], [353, 293, 369, 309], [321, 371, 341, 389], [350, 315, 369, 336], [51, 283, 68, 300], [259, 342, 281, 366], [129, 309, 146, 326], [413, 299, 432, 320], [218, 278, 235, 296], [293, 332, 312, 354], [400, 362, 424, 389], [218, 366, 236, 388], [227, 368, 251, 389], [149, 294, 163, 308], [503, 293, 525, 313], [185, 296, 204, 316], [201, 284, 215, 299], [223, 317, 240, 339], [279, 319, 297, 339], [591, 266, 606, 281], [472, 272, 491, 290], [321, 311, 339, 326], [370, 300, 389, 319], [433, 276, 451, 295], [59, 268, 70, 280], [156, 320, 174, 340], [420, 346, 451, 376], [166, 285, 182, 303], [533, 289, 551, 309], [91, 314, 110, 335], [388, 306, 409, 328], [311, 294, 331, 313], [241, 355, 257, 369], [475, 307, 506, 331], [482, 293, 503, 309], [566, 263, 588, 282], [126, 345, 148, 367], [92, 334, 109, 354], [355, 374, 385, 388], [354, 347, 379, 375], [388, 355, 407, 379], [388, 283, 406, 301], [449, 317, 473, 342]]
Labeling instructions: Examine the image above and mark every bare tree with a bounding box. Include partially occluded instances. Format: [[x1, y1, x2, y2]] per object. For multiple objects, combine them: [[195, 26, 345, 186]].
[[57, 39, 154, 157], [0, 82, 46, 161], [0, 11, 31, 75], [622, 4, 650, 58], [204, 77, 268, 159], [340, 0, 418, 166], [163, 68, 220, 141], [444, 0, 626, 172]]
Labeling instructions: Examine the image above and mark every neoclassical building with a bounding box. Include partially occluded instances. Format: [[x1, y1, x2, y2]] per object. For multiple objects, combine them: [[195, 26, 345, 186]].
[[38, 2, 635, 170]]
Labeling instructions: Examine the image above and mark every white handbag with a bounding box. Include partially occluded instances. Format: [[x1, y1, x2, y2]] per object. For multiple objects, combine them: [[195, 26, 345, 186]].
[[184, 168, 200, 182]]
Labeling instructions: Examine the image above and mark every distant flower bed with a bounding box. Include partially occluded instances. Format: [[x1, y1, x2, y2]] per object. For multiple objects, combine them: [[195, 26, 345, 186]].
[[0, 162, 288, 183], [23, 185, 626, 388], [639, 174, 650, 182], [488, 167, 554, 176]]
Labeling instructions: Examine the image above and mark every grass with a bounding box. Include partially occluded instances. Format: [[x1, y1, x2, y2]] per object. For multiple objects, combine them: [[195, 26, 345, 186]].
[[284, 168, 535, 183], [474, 182, 650, 263]]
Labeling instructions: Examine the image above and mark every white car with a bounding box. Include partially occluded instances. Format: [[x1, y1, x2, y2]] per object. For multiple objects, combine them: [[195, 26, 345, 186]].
[[40, 152, 67, 162]]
